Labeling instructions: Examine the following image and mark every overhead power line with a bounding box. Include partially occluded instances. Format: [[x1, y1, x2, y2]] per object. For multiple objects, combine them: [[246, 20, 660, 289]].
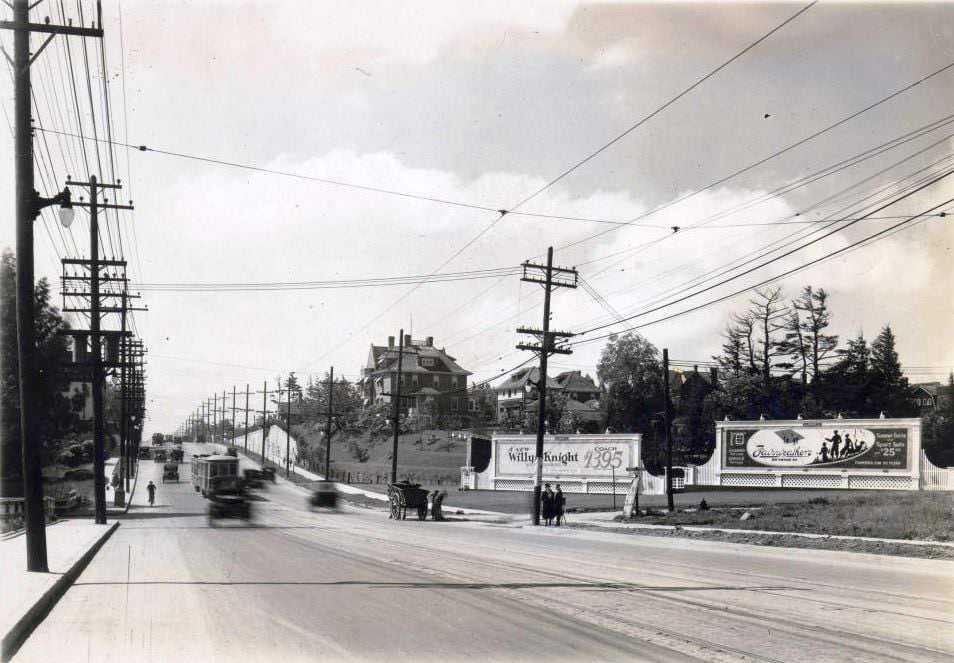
[[557, 59, 954, 253], [570, 193, 954, 347], [129, 266, 520, 292]]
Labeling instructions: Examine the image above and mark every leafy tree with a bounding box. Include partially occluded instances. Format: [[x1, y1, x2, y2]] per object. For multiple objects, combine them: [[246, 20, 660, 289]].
[[2, 250, 77, 485], [817, 332, 870, 416], [923, 373, 954, 467], [596, 332, 663, 465], [672, 370, 716, 464]]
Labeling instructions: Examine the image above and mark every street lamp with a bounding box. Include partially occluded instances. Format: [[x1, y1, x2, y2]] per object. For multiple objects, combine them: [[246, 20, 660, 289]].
[[31, 187, 74, 226]]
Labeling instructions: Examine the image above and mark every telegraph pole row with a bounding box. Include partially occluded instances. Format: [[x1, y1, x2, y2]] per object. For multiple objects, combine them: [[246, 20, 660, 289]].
[[516, 247, 578, 526]]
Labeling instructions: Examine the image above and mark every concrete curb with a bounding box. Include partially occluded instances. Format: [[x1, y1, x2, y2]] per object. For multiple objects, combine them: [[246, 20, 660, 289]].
[[575, 518, 954, 548], [1, 521, 120, 662]]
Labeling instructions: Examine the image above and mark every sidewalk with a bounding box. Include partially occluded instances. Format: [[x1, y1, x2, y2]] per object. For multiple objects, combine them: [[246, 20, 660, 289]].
[[1, 519, 119, 661]]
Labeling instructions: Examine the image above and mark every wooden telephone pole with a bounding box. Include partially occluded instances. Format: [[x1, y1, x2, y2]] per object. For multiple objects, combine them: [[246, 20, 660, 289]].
[[4, 0, 105, 571], [516, 247, 577, 526]]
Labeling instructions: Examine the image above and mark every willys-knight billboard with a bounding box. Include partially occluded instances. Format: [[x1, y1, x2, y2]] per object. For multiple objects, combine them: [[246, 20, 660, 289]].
[[722, 424, 909, 470], [494, 435, 639, 478]]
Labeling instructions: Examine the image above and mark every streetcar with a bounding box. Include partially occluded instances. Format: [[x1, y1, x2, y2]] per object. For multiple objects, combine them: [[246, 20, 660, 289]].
[[191, 454, 240, 497]]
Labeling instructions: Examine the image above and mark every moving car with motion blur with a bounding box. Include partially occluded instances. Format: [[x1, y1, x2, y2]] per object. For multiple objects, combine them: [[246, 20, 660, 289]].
[[207, 475, 253, 526], [308, 480, 339, 511]]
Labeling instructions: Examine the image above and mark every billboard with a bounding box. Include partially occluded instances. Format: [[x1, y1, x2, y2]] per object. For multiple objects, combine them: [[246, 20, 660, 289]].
[[495, 437, 635, 478], [723, 425, 909, 470]]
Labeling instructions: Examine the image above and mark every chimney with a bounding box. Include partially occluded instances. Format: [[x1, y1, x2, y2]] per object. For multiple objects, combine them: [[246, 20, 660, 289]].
[[404, 334, 411, 347], [426, 336, 433, 347], [388, 336, 394, 348]]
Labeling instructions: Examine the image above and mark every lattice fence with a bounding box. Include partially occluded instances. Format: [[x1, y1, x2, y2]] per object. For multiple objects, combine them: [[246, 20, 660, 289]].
[[781, 474, 843, 489]]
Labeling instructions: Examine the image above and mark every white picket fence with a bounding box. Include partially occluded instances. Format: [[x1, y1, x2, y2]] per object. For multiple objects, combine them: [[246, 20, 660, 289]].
[[921, 451, 954, 491]]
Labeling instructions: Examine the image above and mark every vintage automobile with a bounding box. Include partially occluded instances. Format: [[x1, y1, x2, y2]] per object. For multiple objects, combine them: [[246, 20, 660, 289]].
[[153, 449, 168, 463], [207, 476, 253, 525], [162, 462, 179, 483], [308, 481, 339, 511], [260, 466, 277, 483], [243, 468, 266, 489], [170, 447, 184, 463]]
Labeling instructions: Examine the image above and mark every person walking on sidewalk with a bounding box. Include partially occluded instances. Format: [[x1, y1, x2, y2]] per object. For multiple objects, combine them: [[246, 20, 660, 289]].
[[147, 480, 156, 506]]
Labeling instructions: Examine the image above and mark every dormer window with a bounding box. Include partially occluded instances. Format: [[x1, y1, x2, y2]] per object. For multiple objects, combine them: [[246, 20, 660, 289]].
[[421, 357, 435, 367]]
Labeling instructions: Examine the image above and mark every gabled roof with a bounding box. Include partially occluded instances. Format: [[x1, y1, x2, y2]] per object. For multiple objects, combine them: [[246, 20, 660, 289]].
[[496, 367, 562, 392], [555, 371, 600, 393]]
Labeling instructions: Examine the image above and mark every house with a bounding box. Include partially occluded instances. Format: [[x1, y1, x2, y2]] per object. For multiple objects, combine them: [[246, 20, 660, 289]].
[[494, 368, 604, 426], [361, 335, 471, 415], [911, 381, 954, 413], [494, 367, 563, 422]]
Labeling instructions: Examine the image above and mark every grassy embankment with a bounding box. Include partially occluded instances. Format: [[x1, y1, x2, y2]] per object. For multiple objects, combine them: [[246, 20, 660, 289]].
[[619, 491, 954, 542]]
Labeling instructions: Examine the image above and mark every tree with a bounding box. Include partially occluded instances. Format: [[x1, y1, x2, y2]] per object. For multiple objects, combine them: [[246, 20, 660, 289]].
[[749, 287, 787, 383], [923, 373, 954, 467], [778, 287, 838, 386], [672, 370, 716, 464], [2, 250, 77, 487], [596, 332, 663, 465], [869, 325, 914, 416], [715, 323, 745, 378], [819, 332, 871, 416]]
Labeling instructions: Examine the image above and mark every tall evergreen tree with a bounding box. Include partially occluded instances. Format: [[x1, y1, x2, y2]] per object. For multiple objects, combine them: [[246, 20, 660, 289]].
[[869, 325, 913, 416]]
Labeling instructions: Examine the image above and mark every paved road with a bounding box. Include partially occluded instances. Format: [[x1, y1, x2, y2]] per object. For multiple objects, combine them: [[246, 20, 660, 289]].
[[15, 445, 954, 662]]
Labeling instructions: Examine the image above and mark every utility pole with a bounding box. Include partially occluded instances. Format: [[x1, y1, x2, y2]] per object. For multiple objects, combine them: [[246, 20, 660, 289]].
[[390, 331, 405, 483], [324, 367, 334, 478], [516, 247, 578, 526], [285, 385, 292, 478], [221, 390, 227, 445], [663, 348, 674, 512], [213, 393, 218, 444], [5, 0, 104, 574], [231, 385, 237, 447], [243, 384, 250, 454], [261, 380, 268, 466]]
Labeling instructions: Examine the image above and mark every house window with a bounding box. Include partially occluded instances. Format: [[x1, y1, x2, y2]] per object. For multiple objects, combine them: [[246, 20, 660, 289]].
[[451, 376, 458, 387], [452, 398, 459, 411], [421, 357, 435, 367], [412, 375, 419, 387]]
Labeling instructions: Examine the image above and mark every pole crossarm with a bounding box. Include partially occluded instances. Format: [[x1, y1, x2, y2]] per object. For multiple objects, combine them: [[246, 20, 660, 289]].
[[0, 20, 102, 38]]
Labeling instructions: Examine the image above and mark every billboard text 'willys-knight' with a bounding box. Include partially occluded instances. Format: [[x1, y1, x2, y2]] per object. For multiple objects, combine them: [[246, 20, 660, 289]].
[[495, 439, 634, 477], [723, 426, 909, 470]]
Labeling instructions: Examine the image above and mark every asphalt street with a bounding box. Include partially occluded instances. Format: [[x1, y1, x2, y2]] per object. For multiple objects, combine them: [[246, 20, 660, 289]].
[[14, 445, 954, 663]]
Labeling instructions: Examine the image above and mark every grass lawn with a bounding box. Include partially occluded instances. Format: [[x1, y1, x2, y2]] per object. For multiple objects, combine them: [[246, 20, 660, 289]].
[[620, 491, 954, 542]]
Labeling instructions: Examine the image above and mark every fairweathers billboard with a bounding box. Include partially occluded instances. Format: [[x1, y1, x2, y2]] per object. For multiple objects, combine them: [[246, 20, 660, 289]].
[[723, 425, 909, 470], [495, 437, 636, 478]]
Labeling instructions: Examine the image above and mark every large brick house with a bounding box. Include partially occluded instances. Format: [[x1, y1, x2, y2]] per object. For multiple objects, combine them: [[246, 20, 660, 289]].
[[361, 335, 471, 415]]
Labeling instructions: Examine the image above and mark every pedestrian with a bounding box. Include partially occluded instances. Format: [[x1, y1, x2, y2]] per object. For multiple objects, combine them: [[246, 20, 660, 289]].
[[554, 485, 565, 526], [541, 483, 554, 525], [147, 480, 156, 506]]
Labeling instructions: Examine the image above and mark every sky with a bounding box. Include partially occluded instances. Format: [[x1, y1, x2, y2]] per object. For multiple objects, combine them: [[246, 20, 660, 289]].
[[1, 0, 953, 437]]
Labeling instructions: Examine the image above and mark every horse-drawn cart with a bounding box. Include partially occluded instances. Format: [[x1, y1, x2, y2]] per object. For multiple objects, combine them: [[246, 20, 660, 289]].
[[387, 482, 429, 521]]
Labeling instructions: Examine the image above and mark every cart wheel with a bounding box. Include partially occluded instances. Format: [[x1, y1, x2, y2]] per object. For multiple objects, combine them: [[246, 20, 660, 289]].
[[417, 505, 427, 521], [389, 499, 399, 520]]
